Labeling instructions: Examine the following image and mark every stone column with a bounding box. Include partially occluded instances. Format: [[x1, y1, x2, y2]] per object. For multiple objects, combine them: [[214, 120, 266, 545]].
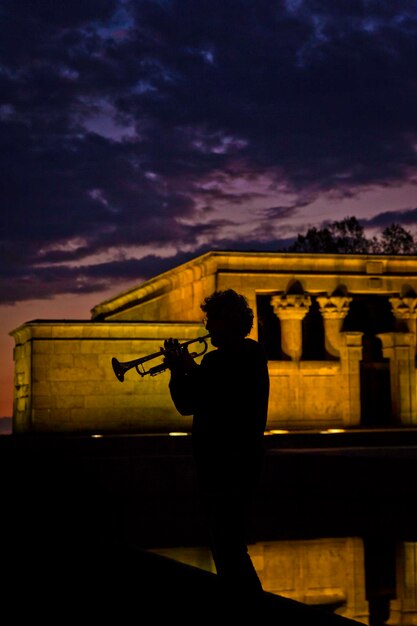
[[271, 293, 311, 361], [377, 332, 417, 425], [398, 542, 417, 624], [317, 296, 352, 358], [389, 542, 417, 625], [389, 296, 417, 353], [339, 332, 363, 426]]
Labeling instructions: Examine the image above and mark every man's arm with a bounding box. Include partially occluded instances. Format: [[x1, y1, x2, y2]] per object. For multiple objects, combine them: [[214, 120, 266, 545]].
[[168, 368, 198, 416], [163, 339, 198, 416]]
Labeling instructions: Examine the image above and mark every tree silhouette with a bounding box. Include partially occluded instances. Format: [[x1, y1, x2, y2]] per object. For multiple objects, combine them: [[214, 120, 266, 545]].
[[287, 216, 417, 255], [379, 223, 416, 255]]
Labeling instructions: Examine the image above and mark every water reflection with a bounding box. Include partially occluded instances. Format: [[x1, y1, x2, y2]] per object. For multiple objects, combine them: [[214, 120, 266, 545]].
[[152, 538, 417, 625]]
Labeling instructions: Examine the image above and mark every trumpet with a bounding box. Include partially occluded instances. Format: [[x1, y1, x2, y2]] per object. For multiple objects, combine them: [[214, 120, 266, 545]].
[[112, 334, 211, 382]]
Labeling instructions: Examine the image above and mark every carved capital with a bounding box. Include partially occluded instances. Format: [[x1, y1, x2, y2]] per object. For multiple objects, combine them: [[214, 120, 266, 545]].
[[389, 296, 417, 319], [271, 294, 311, 320], [317, 296, 352, 320]]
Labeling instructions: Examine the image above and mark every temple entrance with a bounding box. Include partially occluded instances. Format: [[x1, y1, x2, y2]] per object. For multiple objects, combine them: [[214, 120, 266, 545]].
[[359, 361, 391, 426], [302, 297, 326, 360], [343, 295, 395, 426], [257, 294, 284, 360]]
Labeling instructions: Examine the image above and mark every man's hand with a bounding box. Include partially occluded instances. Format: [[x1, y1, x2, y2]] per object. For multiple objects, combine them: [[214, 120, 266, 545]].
[[163, 338, 196, 373]]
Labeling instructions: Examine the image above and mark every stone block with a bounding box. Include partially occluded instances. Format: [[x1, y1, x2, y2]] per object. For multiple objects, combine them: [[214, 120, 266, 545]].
[[32, 341, 55, 354], [84, 395, 114, 409], [33, 395, 56, 409], [34, 353, 74, 370]]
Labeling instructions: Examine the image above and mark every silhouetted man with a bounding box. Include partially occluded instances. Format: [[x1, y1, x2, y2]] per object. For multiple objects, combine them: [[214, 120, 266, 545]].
[[164, 289, 270, 609]]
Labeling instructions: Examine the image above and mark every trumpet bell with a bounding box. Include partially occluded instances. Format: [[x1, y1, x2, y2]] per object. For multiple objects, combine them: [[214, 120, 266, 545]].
[[112, 357, 127, 382]]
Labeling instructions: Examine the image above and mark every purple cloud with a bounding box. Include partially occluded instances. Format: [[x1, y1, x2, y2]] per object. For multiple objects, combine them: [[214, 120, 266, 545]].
[[2, 0, 417, 303]]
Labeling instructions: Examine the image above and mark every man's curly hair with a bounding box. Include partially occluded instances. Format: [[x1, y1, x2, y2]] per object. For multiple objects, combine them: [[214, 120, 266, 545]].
[[201, 289, 254, 339]]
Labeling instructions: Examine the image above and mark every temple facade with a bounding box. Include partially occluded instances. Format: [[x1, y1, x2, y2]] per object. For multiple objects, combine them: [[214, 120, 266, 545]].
[[10, 251, 417, 434]]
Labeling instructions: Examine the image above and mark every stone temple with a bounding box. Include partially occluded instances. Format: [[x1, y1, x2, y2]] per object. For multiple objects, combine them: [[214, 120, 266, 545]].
[[10, 250, 417, 434]]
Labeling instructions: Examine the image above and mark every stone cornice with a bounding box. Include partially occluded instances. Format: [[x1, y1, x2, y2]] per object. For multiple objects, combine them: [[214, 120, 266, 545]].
[[10, 321, 205, 344], [90, 250, 417, 320]]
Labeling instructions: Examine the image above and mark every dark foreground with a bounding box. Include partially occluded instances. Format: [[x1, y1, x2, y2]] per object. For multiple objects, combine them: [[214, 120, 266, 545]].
[[2, 429, 417, 623], [4, 539, 360, 624]]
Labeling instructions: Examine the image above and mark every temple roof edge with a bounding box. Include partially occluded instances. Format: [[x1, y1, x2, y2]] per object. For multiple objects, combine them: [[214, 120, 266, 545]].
[[89, 250, 417, 321]]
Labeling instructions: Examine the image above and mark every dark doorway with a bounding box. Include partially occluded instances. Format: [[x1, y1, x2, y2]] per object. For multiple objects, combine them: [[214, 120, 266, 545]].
[[302, 296, 326, 360], [343, 295, 395, 349], [343, 296, 394, 426], [364, 536, 397, 626], [256, 295, 283, 360], [359, 362, 392, 427]]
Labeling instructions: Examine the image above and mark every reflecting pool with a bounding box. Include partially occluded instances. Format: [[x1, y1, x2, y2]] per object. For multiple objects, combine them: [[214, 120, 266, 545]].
[[149, 443, 417, 626], [152, 536, 417, 625]]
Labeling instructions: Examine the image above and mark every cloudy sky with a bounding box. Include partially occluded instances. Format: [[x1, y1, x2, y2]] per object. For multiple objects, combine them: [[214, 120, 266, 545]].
[[2, 0, 417, 417]]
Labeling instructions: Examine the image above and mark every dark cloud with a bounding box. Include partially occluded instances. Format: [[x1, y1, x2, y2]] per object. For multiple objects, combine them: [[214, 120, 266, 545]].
[[364, 207, 417, 229], [2, 0, 417, 304], [0, 235, 294, 305], [260, 198, 316, 220]]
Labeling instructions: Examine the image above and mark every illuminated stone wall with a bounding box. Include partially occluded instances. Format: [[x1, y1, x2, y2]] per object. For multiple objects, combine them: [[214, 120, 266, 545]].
[[153, 538, 417, 625], [11, 251, 417, 432], [268, 361, 350, 429], [12, 329, 32, 432], [91, 255, 218, 322], [11, 321, 205, 434], [153, 538, 369, 623], [251, 537, 368, 623]]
